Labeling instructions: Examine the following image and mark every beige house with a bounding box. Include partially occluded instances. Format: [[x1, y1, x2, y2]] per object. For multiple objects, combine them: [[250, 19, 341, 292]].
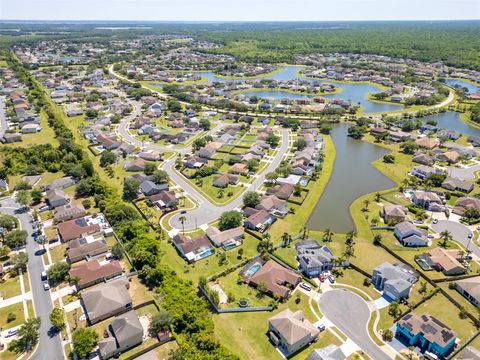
[[455, 276, 480, 307], [268, 309, 319, 356]]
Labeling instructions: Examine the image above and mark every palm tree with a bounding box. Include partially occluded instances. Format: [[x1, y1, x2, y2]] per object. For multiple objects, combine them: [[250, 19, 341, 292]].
[[179, 216, 186, 234], [363, 199, 370, 210], [375, 192, 381, 202], [439, 230, 452, 248], [217, 188, 225, 198], [323, 228, 333, 242], [373, 234, 382, 245], [281, 232, 290, 246]]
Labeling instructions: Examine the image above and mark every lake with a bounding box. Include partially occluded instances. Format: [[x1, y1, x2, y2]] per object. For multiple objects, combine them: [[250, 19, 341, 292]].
[[198, 66, 405, 113], [306, 124, 395, 233], [445, 79, 479, 94], [242, 90, 310, 100], [421, 111, 480, 138]]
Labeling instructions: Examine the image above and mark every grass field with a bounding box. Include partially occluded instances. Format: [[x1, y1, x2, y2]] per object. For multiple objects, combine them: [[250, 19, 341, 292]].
[[0, 274, 22, 299]]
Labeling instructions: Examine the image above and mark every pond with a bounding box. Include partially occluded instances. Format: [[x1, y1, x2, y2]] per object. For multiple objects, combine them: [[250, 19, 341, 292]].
[[445, 79, 479, 94], [421, 111, 480, 138], [197, 66, 404, 113], [242, 90, 310, 100], [306, 124, 395, 233]]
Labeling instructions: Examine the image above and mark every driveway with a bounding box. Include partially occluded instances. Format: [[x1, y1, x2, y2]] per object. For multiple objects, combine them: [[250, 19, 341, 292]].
[[431, 220, 478, 257], [166, 128, 290, 230], [319, 289, 393, 360], [0, 197, 64, 360]]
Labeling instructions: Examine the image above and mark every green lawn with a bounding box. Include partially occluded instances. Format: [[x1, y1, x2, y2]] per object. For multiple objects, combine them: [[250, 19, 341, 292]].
[[49, 243, 67, 263], [0, 274, 22, 299], [7, 109, 59, 149], [0, 302, 26, 330], [155, 341, 179, 360], [213, 293, 321, 360]]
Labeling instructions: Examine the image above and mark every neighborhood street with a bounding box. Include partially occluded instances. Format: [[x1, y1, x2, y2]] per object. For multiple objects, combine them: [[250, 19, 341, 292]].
[[166, 128, 290, 230], [0, 96, 7, 138], [319, 289, 394, 360], [0, 197, 64, 360], [432, 220, 478, 256]]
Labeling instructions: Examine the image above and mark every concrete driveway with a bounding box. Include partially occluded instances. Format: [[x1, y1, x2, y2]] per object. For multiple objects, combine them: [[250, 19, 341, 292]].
[[431, 220, 478, 257], [319, 289, 393, 360]]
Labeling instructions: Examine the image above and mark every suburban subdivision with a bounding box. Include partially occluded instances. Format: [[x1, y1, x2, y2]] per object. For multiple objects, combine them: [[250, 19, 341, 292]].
[[0, 17, 479, 360]]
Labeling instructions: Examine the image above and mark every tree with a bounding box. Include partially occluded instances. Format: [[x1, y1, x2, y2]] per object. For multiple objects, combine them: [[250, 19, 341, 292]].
[[382, 329, 393, 342], [293, 138, 307, 150], [111, 243, 124, 260], [179, 216, 186, 234], [15, 190, 31, 208], [218, 211, 242, 231], [323, 228, 333, 242], [246, 159, 259, 172], [266, 132, 280, 147], [5, 229, 27, 249], [363, 199, 370, 211], [149, 309, 173, 336], [388, 301, 401, 318], [199, 118, 211, 130], [47, 262, 71, 286], [31, 188, 43, 204], [153, 170, 169, 184], [11, 252, 28, 274], [8, 317, 41, 353], [418, 281, 428, 297], [439, 230, 452, 248], [243, 191, 261, 208], [99, 151, 117, 167], [144, 162, 157, 175], [72, 328, 99, 359], [49, 308, 65, 330], [265, 172, 278, 182], [383, 154, 395, 164], [373, 234, 382, 246], [0, 214, 17, 231], [123, 178, 140, 201]]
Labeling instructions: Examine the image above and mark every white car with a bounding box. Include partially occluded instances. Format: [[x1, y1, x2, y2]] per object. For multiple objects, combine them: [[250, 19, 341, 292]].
[[43, 282, 50, 291], [5, 329, 18, 338]]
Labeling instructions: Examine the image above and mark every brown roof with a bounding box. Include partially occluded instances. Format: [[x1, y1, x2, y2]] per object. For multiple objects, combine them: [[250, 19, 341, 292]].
[[269, 309, 319, 345], [398, 313, 456, 348], [173, 234, 211, 255], [427, 248, 465, 273], [69, 260, 122, 287], [230, 163, 248, 174], [57, 218, 101, 242], [416, 137, 439, 149], [248, 261, 301, 298], [67, 239, 109, 262]]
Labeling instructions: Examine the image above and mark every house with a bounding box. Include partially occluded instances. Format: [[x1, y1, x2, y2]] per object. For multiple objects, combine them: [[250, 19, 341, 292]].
[[394, 221, 431, 247], [437, 129, 460, 140], [55, 203, 86, 222], [81, 278, 132, 324], [45, 176, 76, 190], [371, 262, 417, 300], [138, 151, 162, 162], [305, 345, 347, 360], [229, 163, 248, 175], [124, 158, 146, 172], [98, 310, 144, 359], [46, 188, 69, 208], [416, 137, 440, 150], [140, 180, 168, 196], [256, 195, 289, 218], [246, 260, 301, 300], [455, 276, 480, 307], [411, 165, 442, 180], [453, 196, 480, 215], [381, 204, 408, 224], [69, 259, 123, 289], [1, 133, 22, 143], [411, 191, 444, 212], [268, 309, 319, 356], [198, 141, 223, 159], [57, 217, 101, 242], [148, 191, 178, 210], [244, 209, 275, 232], [67, 238, 109, 263], [172, 234, 214, 262], [296, 240, 334, 277], [213, 174, 239, 188], [396, 313, 456, 357], [412, 153, 434, 166], [0, 179, 8, 192], [184, 155, 207, 169], [436, 151, 460, 164], [420, 248, 466, 275], [21, 123, 41, 133], [270, 183, 294, 200], [442, 177, 473, 193], [205, 226, 244, 249]]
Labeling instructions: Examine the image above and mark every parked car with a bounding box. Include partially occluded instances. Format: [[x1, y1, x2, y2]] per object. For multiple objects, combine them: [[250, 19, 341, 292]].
[[180, 210, 187, 214], [319, 273, 325, 282], [427, 234, 434, 238], [41, 271, 47, 281], [5, 329, 18, 338], [468, 233, 473, 239], [316, 324, 326, 332], [43, 282, 50, 291], [299, 283, 311, 291], [327, 275, 335, 284], [432, 219, 438, 224]]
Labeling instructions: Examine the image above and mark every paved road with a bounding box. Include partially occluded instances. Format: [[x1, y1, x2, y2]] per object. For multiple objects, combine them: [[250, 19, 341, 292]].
[[0, 197, 64, 360], [319, 289, 393, 360], [0, 96, 7, 138], [444, 163, 480, 181], [166, 128, 290, 230], [431, 220, 478, 256]]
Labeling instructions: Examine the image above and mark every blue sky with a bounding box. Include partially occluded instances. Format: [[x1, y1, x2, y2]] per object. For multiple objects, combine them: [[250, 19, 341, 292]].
[[1, 0, 479, 21]]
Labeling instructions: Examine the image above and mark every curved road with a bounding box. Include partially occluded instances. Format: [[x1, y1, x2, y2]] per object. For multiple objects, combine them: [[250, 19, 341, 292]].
[[432, 220, 478, 256], [319, 289, 393, 360], [167, 128, 290, 230], [0, 197, 63, 360]]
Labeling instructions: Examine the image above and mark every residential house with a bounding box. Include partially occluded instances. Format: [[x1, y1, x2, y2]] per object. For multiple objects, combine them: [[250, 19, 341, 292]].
[[305, 345, 347, 360], [416, 138, 440, 150], [371, 262, 418, 300], [455, 276, 480, 307], [172, 234, 214, 262], [205, 226, 244, 250], [453, 196, 480, 215], [140, 180, 168, 196], [67, 238, 109, 263], [81, 278, 132, 324], [296, 240, 334, 277], [229, 163, 248, 175], [213, 174, 239, 188], [436, 151, 460, 164], [396, 313, 456, 357], [437, 129, 460, 140], [57, 217, 101, 242], [46, 188, 69, 208], [148, 191, 178, 210], [394, 221, 431, 247], [381, 204, 408, 224], [45, 176, 76, 190], [411, 191, 444, 212], [98, 310, 144, 359], [268, 309, 320, 356], [55, 203, 86, 222], [198, 141, 223, 159], [419, 248, 466, 275], [246, 260, 301, 300], [1, 133, 22, 144], [69, 259, 123, 289], [244, 209, 275, 232], [184, 155, 207, 169], [411, 165, 442, 180], [412, 153, 434, 166], [124, 158, 146, 172], [256, 195, 289, 218], [442, 177, 473, 193]]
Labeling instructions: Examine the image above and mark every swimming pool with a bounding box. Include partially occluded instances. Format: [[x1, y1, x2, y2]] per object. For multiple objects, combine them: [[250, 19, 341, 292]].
[[245, 263, 261, 277]]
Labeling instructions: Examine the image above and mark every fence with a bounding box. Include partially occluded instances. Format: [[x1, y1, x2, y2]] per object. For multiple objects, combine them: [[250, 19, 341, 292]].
[[447, 330, 480, 360]]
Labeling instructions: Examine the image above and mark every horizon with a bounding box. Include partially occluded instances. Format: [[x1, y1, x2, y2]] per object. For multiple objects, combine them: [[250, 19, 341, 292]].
[[1, 0, 479, 22]]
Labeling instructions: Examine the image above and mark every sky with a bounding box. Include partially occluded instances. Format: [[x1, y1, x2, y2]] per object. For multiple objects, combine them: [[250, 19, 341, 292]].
[[1, 0, 479, 21]]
